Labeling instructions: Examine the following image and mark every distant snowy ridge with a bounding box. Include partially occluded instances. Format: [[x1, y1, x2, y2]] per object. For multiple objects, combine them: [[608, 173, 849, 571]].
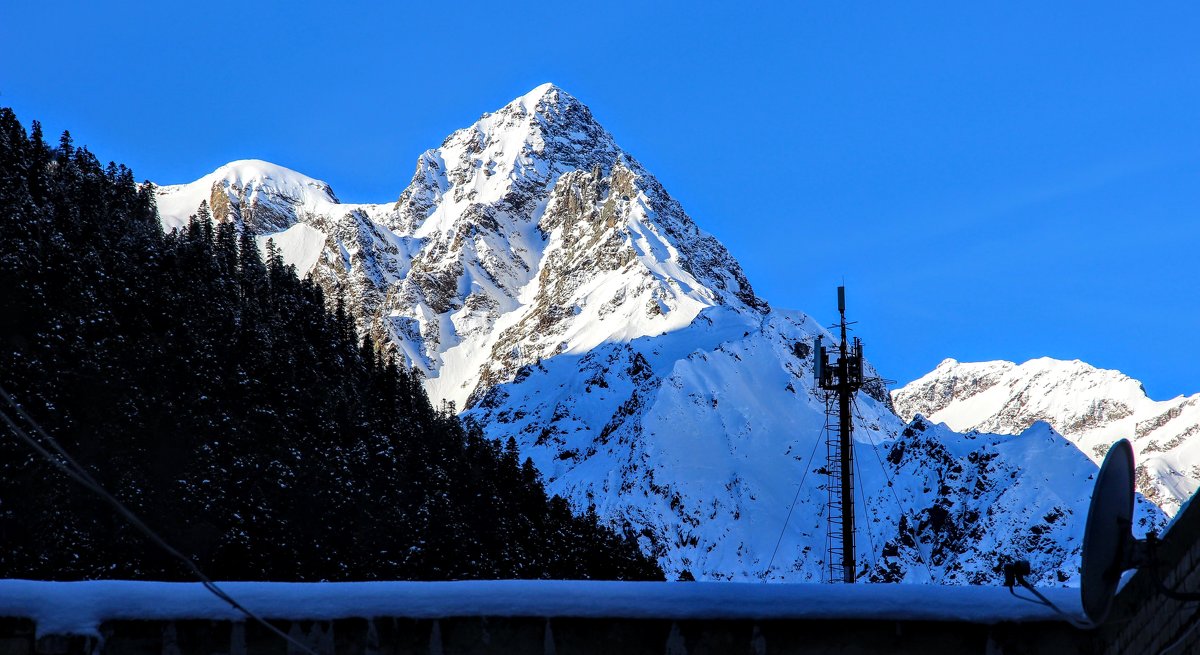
[[154, 84, 1167, 583], [893, 357, 1200, 514]]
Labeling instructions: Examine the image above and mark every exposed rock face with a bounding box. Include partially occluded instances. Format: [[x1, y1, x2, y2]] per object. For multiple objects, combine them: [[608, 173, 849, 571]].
[[893, 357, 1200, 515], [155, 84, 1167, 582]]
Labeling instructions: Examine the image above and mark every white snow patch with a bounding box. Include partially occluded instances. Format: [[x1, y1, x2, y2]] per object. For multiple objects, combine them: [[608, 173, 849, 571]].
[[258, 223, 327, 277]]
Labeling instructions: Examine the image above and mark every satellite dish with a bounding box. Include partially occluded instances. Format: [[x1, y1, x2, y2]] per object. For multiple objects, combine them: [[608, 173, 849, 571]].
[[1080, 438, 1137, 623]]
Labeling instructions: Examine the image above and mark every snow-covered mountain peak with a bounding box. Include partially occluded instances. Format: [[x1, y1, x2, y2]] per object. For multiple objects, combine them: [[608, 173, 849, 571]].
[[458, 82, 600, 149], [512, 82, 566, 110], [392, 82, 619, 233], [211, 159, 337, 195], [156, 159, 339, 234], [524, 81, 558, 99], [370, 85, 768, 405]]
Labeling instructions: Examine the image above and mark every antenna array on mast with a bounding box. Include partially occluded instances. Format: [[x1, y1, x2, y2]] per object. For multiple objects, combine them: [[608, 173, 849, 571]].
[[815, 286, 867, 583]]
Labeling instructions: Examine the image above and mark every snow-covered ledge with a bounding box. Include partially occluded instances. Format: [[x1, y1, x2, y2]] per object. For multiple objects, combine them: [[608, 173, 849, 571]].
[[0, 580, 1081, 638]]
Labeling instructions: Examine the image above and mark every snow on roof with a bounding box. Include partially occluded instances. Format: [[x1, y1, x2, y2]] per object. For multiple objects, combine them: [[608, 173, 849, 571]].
[[0, 580, 1082, 638]]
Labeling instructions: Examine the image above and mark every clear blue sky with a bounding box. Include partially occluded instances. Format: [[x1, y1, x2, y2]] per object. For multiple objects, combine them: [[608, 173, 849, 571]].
[[3, 2, 1197, 398]]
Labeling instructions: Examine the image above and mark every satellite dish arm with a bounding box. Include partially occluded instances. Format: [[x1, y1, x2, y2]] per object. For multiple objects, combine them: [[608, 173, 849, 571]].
[[1145, 532, 1200, 602], [1154, 571, 1200, 602]]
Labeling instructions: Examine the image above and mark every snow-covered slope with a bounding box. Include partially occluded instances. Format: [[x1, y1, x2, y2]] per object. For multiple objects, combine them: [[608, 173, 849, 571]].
[[466, 318, 1162, 584], [893, 358, 1200, 514], [155, 84, 1167, 583]]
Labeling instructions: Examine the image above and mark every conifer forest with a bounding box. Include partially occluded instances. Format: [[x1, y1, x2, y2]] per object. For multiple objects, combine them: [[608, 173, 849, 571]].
[[0, 108, 662, 582]]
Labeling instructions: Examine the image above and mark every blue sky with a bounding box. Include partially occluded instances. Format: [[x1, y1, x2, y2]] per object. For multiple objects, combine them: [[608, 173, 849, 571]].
[[2, 2, 1197, 398]]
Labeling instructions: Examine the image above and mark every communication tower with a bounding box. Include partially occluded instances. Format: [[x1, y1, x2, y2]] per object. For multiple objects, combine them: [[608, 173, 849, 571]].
[[814, 286, 867, 583]]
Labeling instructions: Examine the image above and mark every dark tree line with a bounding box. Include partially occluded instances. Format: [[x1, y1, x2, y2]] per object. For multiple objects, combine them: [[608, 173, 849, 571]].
[[0, 108, 661, 581]]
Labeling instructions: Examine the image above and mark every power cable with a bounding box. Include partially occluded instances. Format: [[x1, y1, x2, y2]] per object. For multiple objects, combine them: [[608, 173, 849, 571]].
[[853, 444, 878, 578], [764, 427, 824, 578], [0, 385, 320, 655], [853, 397, 937, 582], [1001, 563, 1093, 630]]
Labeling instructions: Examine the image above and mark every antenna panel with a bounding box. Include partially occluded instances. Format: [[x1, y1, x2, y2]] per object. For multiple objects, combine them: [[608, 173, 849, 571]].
[[814, 337, 824, 383]]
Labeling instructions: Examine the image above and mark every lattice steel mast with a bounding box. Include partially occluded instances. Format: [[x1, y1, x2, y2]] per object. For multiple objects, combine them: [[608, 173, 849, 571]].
[[814, 286, 865, 583]]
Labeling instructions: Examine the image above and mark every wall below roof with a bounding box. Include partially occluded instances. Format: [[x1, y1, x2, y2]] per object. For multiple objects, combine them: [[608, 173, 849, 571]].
[[0, 615, 1088, 655], [1097, 493, 1200, 654]]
